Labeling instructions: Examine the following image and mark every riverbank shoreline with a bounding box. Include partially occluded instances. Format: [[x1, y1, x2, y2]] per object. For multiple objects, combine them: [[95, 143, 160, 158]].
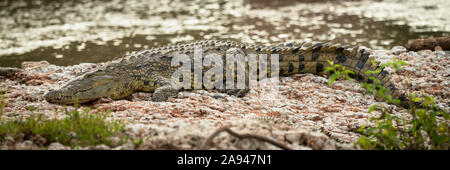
[[0, 47, 448, 150]]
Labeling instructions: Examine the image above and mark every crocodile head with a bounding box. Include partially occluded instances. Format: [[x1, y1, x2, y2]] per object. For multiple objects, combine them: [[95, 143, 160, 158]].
[[44, 67, 136, 104]]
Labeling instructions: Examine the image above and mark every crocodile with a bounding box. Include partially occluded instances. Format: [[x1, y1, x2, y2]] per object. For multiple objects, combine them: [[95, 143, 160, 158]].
[[44, 40, 406, 106]]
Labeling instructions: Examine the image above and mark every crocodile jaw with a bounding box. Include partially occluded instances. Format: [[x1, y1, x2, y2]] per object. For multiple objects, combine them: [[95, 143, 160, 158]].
[[44, 71, 134, 105], [44, 89, 91, 104]]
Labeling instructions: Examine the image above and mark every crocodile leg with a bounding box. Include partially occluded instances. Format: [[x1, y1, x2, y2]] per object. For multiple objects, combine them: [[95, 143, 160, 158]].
[[220, 47, 251, 97], [151, 76, 179, 102]]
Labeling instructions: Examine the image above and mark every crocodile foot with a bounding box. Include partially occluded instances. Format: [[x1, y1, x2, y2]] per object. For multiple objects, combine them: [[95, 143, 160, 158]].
[[220, 88, 250, 97], [151, 85, 178, 102]]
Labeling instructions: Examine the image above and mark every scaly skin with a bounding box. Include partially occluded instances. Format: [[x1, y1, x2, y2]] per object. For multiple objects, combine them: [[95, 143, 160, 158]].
[[44, 40, 406, 106]]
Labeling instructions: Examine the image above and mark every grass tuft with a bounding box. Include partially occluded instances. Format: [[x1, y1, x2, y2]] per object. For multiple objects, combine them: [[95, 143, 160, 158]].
[[0, 106, 127, 148], [0, 88, 7, 118]]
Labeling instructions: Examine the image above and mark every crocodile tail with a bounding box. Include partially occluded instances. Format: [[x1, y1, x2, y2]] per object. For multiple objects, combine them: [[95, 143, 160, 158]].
[[274, 41, 407, 107]]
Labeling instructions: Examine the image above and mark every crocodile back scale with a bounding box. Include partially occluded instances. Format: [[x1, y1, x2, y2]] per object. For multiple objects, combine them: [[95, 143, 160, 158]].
[[44, 40, 405, 106]]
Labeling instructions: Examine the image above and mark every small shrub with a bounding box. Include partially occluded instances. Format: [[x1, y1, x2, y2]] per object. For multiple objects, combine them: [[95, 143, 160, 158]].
[[357, 92, 448, 150], [0, 88, 6, 117], [324, 60, 355, 86], [326, 57, 449, 150]]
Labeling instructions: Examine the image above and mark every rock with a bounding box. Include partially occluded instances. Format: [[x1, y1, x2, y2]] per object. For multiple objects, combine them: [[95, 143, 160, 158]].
[[415, 70, 426, 77], [212, 94, 225, 99], [15, 140, 34, 150], [48, 142, 68, 150], [284, 130, 338, 150], [0, 144, 8, 150], [3, 136, 15, 146], [108, 137, 121, 146], [391, 46, 407, 55], [21, 61, 50, 69], [93, 144, 110, 150], [114, 142, 135, 150], [285, 132, 301, 144], [126, 123, 148, 135], [30, 135, 47, 146]]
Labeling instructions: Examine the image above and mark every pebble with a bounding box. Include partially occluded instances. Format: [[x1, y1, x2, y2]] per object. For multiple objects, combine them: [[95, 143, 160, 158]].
[[114, 142, 135, 150], [15, 140, 35, 150], [3, 136, 15, 146], [93, 144, 110, 150], [48, 142, 68, 150], [391, 46, 407, 55]]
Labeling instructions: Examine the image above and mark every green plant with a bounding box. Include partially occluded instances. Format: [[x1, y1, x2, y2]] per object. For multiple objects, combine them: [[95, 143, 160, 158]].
[[358, 92, 448, 150], [133, 138, 144, 148], [324, 60, 355, 86], [0, 88, 6, 118], [326, 57, 449, 150], [0, 107, 128, 148]]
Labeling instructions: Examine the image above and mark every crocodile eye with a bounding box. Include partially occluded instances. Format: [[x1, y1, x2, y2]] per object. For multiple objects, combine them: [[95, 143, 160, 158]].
[[84, 73, 94, 78], [77, 87, 92, 92]]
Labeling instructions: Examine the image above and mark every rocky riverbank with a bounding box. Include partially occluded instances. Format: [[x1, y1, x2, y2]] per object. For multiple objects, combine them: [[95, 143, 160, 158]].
[[0, 47, 448, 150]]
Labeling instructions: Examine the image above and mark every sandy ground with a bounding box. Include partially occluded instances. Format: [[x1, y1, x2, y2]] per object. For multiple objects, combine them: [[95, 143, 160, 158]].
[[0, 46, 448, 150]]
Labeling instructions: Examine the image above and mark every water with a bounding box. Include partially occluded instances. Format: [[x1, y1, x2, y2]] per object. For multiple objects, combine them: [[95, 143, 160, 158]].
[[0, 0, 449, 67]]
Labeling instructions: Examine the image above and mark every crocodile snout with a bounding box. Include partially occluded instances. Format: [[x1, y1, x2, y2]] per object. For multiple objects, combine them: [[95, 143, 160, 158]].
[[44, 89, 61, 103], [44, 89, 73, 104]]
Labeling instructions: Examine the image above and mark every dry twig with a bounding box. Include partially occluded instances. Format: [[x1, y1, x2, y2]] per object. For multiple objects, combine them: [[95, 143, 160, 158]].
[[406, 36, 450, 51], [201, 126, 292, 150]]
